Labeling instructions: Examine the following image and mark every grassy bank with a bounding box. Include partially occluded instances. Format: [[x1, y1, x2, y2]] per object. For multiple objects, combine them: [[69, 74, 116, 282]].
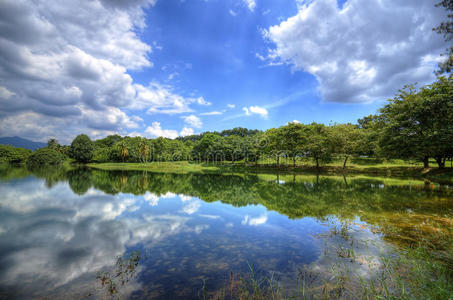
[[86, 160, 453, 182]]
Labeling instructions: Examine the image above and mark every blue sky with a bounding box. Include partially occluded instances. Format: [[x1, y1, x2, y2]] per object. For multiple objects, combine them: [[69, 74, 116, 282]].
[[0, 0, 447, 142], [131, 0, 380, 133]]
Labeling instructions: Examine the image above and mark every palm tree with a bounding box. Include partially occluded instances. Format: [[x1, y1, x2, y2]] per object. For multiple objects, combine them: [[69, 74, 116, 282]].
[[118, 142, 129, 163], [138, 140, 150, 163]]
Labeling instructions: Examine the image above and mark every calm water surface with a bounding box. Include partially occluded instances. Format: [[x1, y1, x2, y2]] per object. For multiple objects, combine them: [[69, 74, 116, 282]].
[[0, 166, 452, 299]]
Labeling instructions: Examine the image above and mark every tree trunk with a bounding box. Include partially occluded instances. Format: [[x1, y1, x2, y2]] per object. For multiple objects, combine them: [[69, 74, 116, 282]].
[[293, 157, 296, 168], [423, 156, 430, 168], [343, 156, 349, 169], [343, 175, 348, 187], [276, 155, 280, 167], [435, 156, 445, 169], [316, 157, 319, 169]]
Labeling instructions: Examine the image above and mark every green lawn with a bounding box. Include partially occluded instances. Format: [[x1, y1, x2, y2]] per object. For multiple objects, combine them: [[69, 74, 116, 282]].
[[86, 161, 223, 173], [86, 159, 453, 182]]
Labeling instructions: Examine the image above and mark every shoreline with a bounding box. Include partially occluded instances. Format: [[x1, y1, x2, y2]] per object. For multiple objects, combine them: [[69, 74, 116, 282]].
[[85, 161, 453, 183]]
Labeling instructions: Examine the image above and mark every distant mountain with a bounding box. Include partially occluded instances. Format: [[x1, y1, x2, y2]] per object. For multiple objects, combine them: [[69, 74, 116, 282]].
[[0, 136, 46, 150]]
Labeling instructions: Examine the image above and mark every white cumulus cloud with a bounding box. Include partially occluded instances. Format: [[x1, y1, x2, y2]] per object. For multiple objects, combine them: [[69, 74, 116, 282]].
[[144, 122, 179, 139], [0, 0, 204, 143], [182, 115, 203, 128], [243, 106, 268, 118], [263, 0, 447, 103], [144, 122, 195, 139], [179, 127, 195, 136]]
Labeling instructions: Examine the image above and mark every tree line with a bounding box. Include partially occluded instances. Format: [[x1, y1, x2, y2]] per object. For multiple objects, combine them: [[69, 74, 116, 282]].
[[0, 77, 451, 169]]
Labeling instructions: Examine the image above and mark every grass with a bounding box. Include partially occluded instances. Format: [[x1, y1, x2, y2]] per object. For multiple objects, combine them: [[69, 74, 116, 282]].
[[85, 158, 453, 183], [86, 161, 224, 173], [204, 226, 453, 300]]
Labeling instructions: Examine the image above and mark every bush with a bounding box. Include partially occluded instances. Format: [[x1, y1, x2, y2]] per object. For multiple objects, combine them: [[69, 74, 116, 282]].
[[69, 134, 94, 163], [0, 145, 32, 163], [92, 146, 113, 163], [26, 148, 66, 167]]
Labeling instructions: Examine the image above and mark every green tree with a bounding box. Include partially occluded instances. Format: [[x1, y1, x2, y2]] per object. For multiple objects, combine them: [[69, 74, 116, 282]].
[[192, 133, 223, 163], [118, 141, 129, 163], [0, 145, 32, 163], [356, 115, 381, 157], [330, 124, 362, 169], [279, 122, 307, 167], [379, 77, 453, 168], [47, 138, 59, 150], [305, 123, 333, 169], [264, 128, 285, 166], [27, 148, 66, 167], [69, 134, 94, 163], [138, 139, 150, 163]]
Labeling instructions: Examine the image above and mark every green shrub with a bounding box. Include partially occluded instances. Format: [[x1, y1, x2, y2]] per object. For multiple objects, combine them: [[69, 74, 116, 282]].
[[26, 148, 66, 167], [92, 146, 113, 163], [0, 145, 32, 163]]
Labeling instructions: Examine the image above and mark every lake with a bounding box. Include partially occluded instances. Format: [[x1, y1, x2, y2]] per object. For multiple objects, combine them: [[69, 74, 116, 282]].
[[0, 166, 452, 299]]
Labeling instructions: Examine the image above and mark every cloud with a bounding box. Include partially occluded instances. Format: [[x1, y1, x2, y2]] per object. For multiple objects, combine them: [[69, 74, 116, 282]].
[[200, 111, 223, 116], [263, 0, 446, 103], [241, 214, 267, 226], [242, 106, 268, 118], [144, 122, 179, 139], [0, 0, 203, 143], [243, 0, 256, 12], [144, 122, 195, 139], [0, 87, 15, 99], [229, 9, 238, 16], [182, 115, 202, 128], [0, 180, 208, 297], [196, 97, 211, 106], [180, 127, 195, 136], [135, 83, 199, 115], [182, 200, 201, 215], [227, 104, 236, 109]]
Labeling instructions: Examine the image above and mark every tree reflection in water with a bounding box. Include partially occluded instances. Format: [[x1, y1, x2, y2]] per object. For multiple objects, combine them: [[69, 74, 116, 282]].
[[0, 165, 452, 299]]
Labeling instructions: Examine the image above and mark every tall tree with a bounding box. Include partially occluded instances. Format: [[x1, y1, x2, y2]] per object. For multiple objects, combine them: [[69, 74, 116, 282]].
[[47, 138, 59, 150], [118, 141, 129, 163], [69, 134, 94, 163], [138, 139, 150, 163], [264, 128, 285, 166], [305, 123, 333, 169], [280, 122, 307, 167], [379, 77, 453, 168], [329, 124, 362, 169]]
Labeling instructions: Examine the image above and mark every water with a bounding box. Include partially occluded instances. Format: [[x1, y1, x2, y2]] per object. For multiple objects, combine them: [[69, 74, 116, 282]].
[[0, 166, 452, 299]]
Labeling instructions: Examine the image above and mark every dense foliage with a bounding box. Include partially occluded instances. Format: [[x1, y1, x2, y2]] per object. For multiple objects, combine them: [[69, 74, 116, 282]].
[[379, 77, 453, 168], [69, 134, 94, 163], [0, 145, 31, 163], [26, 148, 66, 167]]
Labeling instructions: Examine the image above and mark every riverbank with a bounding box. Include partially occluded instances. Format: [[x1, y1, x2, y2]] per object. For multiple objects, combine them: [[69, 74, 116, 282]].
[[85, 161, 453, 182]]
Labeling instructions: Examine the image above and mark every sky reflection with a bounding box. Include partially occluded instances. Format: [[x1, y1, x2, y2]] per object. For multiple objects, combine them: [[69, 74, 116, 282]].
[[0, 169, 452, 299]]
